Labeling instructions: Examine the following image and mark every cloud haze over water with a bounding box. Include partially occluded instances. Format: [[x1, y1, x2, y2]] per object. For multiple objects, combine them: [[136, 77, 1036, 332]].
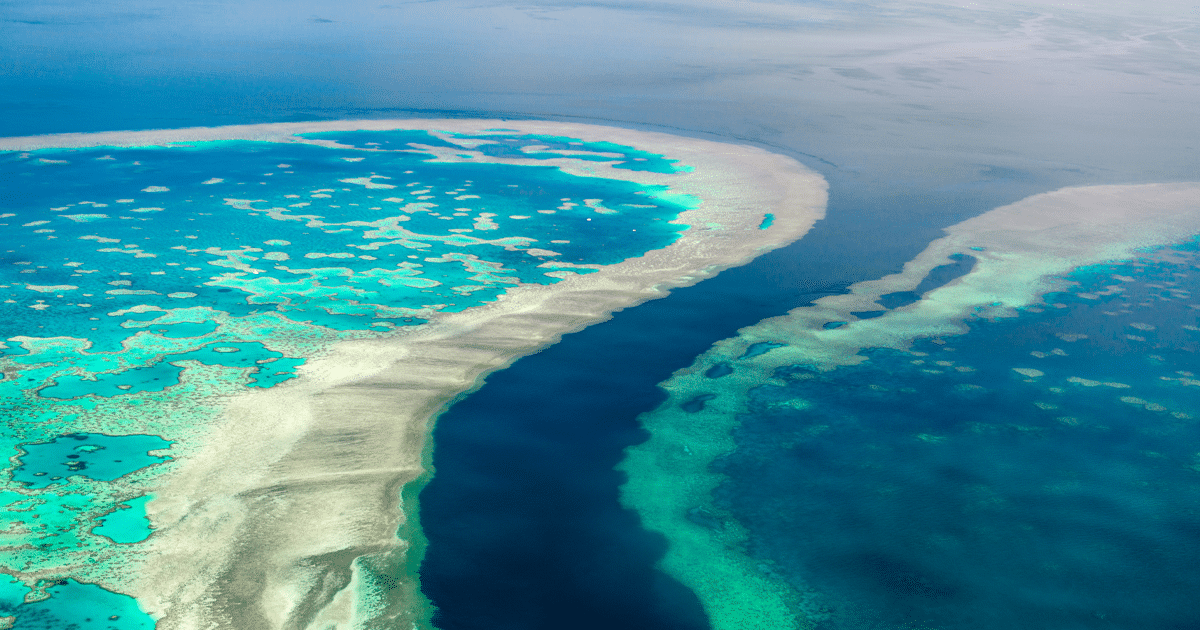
[[3, 0, 1198, 192]]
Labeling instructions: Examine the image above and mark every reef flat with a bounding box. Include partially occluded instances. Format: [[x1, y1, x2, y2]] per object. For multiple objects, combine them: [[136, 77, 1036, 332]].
[[621, 182, 1200, 630], [0, 120, 826, 628]]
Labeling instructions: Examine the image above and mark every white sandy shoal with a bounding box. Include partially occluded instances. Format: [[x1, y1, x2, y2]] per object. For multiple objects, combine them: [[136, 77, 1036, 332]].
[[735, 182, 1200, 373], [623, 181, 1200, 630], [1, 120, 827, 629]]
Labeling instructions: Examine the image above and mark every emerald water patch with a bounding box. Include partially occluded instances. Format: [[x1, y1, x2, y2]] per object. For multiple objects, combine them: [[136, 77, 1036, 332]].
[[4, 579, 154, 630], [93, 495, 154, 544]]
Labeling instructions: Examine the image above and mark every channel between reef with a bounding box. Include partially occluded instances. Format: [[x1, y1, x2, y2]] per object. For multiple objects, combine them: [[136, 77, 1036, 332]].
[[621, 182, 1200, 630]]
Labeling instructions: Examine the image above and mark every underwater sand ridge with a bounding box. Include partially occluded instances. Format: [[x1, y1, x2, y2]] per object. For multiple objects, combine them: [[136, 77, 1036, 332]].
[[619, 181, 1200, 630]]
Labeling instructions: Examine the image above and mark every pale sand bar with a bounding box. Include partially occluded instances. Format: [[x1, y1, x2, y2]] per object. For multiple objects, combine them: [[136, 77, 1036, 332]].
[[620, 182, 1200, 630], [2, 120, 827, 628]]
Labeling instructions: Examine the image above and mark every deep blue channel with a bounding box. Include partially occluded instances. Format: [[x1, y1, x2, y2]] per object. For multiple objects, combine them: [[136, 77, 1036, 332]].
[[418, 175, 1050, 629]]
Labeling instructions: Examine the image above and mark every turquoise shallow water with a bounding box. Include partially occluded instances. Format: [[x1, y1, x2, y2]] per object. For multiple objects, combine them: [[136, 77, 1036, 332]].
[[12, 433, 171, 489], [301, 130, 691, 174], [93, 496, 155, 544], [1, 578, 154, 630], [0, 129, 693, 625], [716, 243, 1200, 628]]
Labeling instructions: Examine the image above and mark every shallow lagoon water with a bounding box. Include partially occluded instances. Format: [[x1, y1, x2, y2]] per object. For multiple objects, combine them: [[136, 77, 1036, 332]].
[[0, 129, 697, 627], [2, 578, 154, 630], [93, 495, 155, 545], [12, 433, 170, 489]]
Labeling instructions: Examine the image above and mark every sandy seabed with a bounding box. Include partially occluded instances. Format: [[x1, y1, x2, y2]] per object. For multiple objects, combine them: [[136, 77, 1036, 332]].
[[2, 120, 828, 629]]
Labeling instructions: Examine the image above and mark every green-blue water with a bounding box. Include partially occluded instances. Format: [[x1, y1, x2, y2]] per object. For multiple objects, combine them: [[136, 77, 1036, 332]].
[[0, 128, 694, 625], [715, 243, 1200, 628], [1, 578, 154, 630], [302, 130, 691, 174], [12, 433, 171, 489], [93, 496, 155, 544]]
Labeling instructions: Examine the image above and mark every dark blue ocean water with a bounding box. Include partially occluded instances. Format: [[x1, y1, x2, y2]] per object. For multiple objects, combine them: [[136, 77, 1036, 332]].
[[417, 179, 1052, 629]]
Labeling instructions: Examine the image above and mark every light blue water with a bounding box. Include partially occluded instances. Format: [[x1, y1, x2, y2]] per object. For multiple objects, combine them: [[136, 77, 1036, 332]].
[[0, 139, 688, 335], [0, 129, 696, 626], [12, 433, 171, 489], [7, 580, 154, 630], [93, 495, 155, 544], [300, 130, 692, 174], [717, 243, 1200, 629], [39, 342, 304, 399]]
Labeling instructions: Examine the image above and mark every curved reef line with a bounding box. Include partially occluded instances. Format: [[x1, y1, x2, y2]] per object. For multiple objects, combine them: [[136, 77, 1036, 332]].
[[4, 120, 828, 628], [619, 182, 1200, 630]]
